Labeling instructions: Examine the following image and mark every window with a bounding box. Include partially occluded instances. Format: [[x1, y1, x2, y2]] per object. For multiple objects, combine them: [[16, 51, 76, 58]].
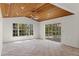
[[13, 23, 33, 36], [13, 23, 18, 36], [45, 23, 61, 37], [29, 24, 33, 35], [19, 24, 27, 36]]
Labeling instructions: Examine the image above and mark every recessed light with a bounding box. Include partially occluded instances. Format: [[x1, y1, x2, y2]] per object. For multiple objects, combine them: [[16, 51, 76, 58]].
[[20, 6, 24, 10], [47, 13, 50, 16]]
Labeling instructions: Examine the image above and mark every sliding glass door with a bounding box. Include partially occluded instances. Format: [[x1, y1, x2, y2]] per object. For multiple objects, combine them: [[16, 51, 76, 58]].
[[45, 23, 61, 42]]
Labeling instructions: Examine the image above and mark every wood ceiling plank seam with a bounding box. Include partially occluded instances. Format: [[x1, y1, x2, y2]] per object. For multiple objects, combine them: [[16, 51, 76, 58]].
[[7, 4, 12, 17], [32, 3, 49, 12]]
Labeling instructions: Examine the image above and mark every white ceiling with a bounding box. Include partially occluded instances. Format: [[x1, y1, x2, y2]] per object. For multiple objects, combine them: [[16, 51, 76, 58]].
[[53, 3, 79, 14]]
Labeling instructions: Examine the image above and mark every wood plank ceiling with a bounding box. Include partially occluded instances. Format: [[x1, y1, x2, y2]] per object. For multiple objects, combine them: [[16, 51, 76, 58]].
[[0, 3, 73, 22]]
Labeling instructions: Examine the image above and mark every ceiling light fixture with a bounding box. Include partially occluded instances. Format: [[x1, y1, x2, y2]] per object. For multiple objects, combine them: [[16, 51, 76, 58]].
[[30, 14, 39, 20], [33, 17, 39, 20]]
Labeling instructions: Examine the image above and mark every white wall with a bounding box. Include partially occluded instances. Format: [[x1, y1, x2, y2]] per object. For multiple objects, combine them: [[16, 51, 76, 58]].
[[40, 3, 79, 48], [3, 17, 40, 42], [0, 19, 2, 56], [0, 8, 2, 55]]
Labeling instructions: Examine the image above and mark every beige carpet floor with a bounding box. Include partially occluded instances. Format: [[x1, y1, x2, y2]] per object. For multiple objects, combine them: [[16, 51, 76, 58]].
[[1, 39, 79, 56]]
